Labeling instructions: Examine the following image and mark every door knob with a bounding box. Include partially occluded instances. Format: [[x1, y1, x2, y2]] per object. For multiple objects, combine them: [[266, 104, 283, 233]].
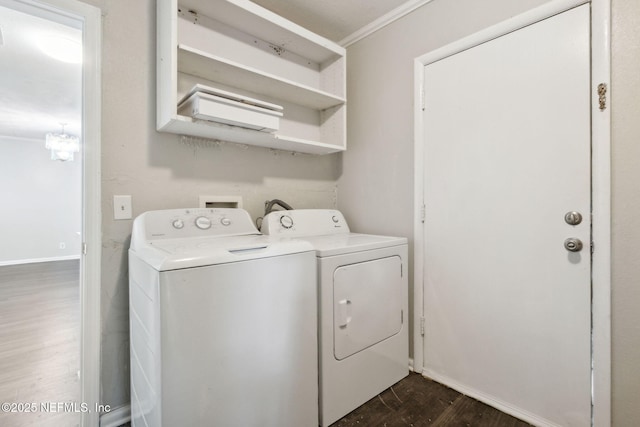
[[564, 211, 583, 225], [564, 238, 583, 252]]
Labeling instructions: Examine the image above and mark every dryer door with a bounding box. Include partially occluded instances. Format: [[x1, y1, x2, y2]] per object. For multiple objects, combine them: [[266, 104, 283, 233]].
[[334, 256, 403, 360]]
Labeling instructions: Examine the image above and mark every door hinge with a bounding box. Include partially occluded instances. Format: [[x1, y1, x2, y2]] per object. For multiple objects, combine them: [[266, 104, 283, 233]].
[[82, 242, 87, 255], [591, 241, 594, 255], [421, 204, 426, 223], [400, 263, 403, 278], [401, 310, 404, 324], [597, 83, 607, 111], [420, 317, 425, 336]]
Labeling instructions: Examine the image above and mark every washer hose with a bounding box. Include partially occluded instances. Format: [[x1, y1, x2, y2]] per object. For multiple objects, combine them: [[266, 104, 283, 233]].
[[264, 199, 293, 216]]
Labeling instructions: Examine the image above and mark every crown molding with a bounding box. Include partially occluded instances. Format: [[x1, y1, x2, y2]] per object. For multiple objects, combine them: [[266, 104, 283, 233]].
[[340, 0, 434, 47]]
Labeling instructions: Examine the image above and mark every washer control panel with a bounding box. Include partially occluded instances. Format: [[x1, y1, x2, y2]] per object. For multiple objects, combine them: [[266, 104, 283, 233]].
[[137, 208, 258, 240], [261, 209, 350, 236]]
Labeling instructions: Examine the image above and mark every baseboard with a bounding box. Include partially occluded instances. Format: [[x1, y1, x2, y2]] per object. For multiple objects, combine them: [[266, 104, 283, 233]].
[[408, 358, 414, 372], [99, 404, 131, 427], [0, 255, 80, 267], [421, 369, 561, 427]]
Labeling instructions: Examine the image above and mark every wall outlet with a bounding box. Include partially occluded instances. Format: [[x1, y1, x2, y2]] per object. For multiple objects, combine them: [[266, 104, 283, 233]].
[[59, 242, 66, 249], [113, 195, 133, 220]]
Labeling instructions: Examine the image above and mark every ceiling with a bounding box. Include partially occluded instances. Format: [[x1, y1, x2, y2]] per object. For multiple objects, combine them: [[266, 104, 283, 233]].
[[252, 0, 411, 43], [0, 5, 81, 142], [0, 0, 412, 142]]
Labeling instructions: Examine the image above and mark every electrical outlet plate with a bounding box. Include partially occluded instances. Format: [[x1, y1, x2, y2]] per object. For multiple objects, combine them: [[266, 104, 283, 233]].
[[113, 195, 132, 220]]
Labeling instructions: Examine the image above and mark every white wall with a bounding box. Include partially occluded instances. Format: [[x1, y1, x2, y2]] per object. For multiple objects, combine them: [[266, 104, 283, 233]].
[[74, 0, 341, 408], [0, 136, 81, 264], [343, 0, 640, 424], [611, 0, 640, 423]]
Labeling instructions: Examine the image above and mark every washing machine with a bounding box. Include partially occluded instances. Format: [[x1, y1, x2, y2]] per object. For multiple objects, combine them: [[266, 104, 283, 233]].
[[262, 209, 409, 427], [128, 208, 318, 427]]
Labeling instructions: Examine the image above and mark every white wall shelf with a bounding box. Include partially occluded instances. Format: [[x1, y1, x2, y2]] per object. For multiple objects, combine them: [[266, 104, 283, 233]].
[[179, 0, 343, 63], [177, 45, 345, 110], [158, 0, 347, 154]]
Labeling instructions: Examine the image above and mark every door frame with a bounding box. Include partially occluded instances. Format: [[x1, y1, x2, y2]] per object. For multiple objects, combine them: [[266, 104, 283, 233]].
[[412, 0, 611, 425], [0, 0, 102, 425]]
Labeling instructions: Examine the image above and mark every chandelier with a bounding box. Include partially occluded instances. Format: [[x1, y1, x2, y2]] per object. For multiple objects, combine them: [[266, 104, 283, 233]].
[[45, 124, 80, 161]]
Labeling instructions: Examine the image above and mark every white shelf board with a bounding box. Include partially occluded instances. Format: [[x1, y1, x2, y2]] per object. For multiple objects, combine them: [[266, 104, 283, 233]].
[[161, 115, 344, 155], [274, 134, 345, 154], [178, 44, 346, 110], [179, 0, 344, 64]]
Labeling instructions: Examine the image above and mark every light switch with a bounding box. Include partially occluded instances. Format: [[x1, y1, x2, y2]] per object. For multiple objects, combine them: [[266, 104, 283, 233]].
[[113, 195, 132, 220]]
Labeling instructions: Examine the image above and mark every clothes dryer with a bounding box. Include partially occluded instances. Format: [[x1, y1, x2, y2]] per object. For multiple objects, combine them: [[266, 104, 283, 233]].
[[129, 208, 317, 427], [262, 209, 408, 427]]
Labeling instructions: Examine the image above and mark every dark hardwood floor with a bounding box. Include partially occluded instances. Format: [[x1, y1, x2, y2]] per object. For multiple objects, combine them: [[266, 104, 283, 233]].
[[0, 260, 80, 427], [333, 373, 531, 427], [120, 373, 530, 426]]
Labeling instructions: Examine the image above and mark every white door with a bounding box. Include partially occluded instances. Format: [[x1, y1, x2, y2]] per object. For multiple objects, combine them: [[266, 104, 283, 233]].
[[422, 5, 591, 426]]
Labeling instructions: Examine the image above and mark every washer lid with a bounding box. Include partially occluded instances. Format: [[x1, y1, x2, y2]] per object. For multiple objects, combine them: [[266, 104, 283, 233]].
[[133, 234, 313, 271], [302, 233, 407, 257], [129, 208, 313, 271]]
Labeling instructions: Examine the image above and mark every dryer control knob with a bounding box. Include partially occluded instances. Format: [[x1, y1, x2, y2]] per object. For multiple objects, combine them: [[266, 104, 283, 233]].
[[195, 216, 212, 230], [280, 215, 294, 229], [172, 219, 184, 229], [220, 217, 231, 226], [332, 215, 339, 223]]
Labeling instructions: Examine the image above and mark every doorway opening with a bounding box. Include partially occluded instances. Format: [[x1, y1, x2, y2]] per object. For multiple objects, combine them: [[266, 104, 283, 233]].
[[0, 0, 101, 425]]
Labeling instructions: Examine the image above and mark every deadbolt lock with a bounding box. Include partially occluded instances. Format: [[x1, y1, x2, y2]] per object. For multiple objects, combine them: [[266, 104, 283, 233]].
[[564, 211, 583, 226]]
